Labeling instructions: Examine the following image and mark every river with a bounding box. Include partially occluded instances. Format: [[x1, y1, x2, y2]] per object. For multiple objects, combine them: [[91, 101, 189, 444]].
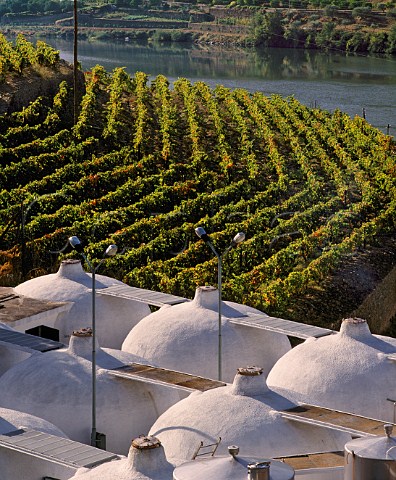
[[40, 37, 396, 134]]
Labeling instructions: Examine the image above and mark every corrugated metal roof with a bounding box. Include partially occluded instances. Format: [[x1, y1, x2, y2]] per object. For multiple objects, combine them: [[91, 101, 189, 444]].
[[229, 314, 334, 339], [97, 284, 189, 307], [275, 451, 344, 470], [0, 328, 64, 352], [281, 404, 391, 437], [0, 429, 119, 468], [108, 363, 226, 392]]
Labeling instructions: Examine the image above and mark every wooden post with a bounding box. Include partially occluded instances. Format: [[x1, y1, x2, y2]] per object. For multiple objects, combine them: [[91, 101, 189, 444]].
[[73, 0, 78, 126]]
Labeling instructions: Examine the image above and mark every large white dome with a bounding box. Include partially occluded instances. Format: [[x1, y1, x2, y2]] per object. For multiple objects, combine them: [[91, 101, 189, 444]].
[[122, 286, 291, 382], [0, 331, 180, 455], [15, 260, 151, 348], [70, 436, 173, 480], [267, 318, 396, 422], [149, 366, 350, 465]]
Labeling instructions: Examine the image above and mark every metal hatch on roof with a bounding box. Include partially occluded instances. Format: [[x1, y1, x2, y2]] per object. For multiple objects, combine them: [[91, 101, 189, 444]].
[[97, 284, 189, 307], [229, 313, 334, 339], [281, 404, 392, 437], [108, 363, 226, 392], [0, 328, 64, 352], [0, 429, 119, 469]]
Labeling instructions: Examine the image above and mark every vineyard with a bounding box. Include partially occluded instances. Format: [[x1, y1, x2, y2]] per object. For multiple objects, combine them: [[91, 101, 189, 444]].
[[0, 36, 395, 327]]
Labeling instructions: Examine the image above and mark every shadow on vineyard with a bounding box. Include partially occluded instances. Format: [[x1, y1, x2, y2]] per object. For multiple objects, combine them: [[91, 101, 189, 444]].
[[0, 35, 395, 334]]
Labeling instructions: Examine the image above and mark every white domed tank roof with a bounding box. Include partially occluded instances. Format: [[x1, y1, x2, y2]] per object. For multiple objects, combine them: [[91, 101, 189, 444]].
[[122, 286, 291, 382], [267, 318, 396, 422], [149, 366, 350, 465], [70, 435, 173, 480], [14, 260, 151, 348], [0, 406, 67, 438], [173, 450, 295, 480], [0, 330, 180, 455]]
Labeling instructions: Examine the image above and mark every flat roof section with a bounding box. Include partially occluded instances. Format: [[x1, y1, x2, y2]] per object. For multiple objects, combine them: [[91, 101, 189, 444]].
[[97, 284, 189, 307], [0, 328, 64, 352], [0, 287, 68, 324], [108, 363, 226, 392], [0, 429, 119, 469], [230, 314, 334, 339], [281, 404, 392, 437], [275, 451, 344, 470]]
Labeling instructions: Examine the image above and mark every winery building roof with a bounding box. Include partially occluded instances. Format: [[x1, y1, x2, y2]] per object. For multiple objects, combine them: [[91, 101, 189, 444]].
[[149, 366, 350, 465], [14, 259, 151, 348], [122, 285, 291, 382], [267, 317, 396, 423]]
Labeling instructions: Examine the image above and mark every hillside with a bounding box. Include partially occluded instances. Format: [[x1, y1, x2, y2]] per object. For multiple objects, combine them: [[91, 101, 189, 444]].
[[3, 4, 396, 53], [0, 36, 395, 334]]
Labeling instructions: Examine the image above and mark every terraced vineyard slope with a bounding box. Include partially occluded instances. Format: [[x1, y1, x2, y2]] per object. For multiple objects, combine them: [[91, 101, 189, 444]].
[[0, 37, 395, 329]]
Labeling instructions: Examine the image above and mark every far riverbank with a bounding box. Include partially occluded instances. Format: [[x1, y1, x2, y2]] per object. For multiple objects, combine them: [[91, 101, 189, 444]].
[[2, 4, 396, 53]]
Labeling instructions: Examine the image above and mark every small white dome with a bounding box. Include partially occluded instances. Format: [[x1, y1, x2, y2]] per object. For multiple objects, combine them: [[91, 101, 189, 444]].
[[122, 286, 291, 382], [0, 406, 67, 438], [15, 260, 151, 348], [70, 435, 173, 480], [267, 318, 396, 422], [149, 367, 350, 465], [0, 332, 180, 455]]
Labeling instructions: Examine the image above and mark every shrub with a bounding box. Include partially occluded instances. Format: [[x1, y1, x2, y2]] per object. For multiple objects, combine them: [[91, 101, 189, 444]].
[[352, 5, 371, 17], [323, 4, 337, 15]]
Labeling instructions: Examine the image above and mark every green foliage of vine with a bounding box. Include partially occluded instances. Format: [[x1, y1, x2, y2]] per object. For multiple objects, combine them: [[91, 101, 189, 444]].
[[1, 37, 395, 319]]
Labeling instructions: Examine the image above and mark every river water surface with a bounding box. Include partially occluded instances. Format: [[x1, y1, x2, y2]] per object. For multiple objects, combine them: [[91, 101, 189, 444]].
[[41, 37, 396, 134]]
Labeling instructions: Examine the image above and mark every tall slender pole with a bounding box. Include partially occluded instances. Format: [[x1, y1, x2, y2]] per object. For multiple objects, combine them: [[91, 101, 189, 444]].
[[73, 0, 78, 125], [207, 241, 222, 382], [217, 254, 222, 382], [195, 228, 245, 382], [20, 203, 27, 279], [91, 266, 97, 448], [80, 253, 97, 448], [68, 238, 116, 450]]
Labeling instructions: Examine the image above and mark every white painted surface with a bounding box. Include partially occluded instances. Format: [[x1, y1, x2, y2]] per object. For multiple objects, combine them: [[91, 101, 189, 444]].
[[0, 341, 37, 376], [0, 448, 76, 480], [15, 260, 151, 347], [149, 369, 350, 466], [173, 455, 294, 480], [70, 436, 174, 479], [295, 467, 344, 480], [173, 457, 344, 480], [0, 333, 180, 455], [267, 318, 396, 422], [122, 286, 291, 382], [0, 406, 67, 437]]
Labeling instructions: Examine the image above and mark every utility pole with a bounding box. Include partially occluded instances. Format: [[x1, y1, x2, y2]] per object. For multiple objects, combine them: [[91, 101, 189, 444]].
[[73, 0, 78, 126]]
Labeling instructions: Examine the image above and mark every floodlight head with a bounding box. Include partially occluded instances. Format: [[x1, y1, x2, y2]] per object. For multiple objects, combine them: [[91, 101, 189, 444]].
[[195, 226, 210, 243], [68, 235, 84, 253], [232, 232, 245, 246], [105, 244, 118, 257]]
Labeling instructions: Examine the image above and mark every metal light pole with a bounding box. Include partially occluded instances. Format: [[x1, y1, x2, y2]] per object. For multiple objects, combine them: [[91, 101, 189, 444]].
[[195, 228, 245, 381], [68, 236, 117, 448]]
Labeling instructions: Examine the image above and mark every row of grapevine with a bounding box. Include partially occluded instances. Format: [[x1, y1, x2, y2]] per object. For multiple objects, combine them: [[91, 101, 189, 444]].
[[0, 34, 60, 80], [0, 41, 394, 323]]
